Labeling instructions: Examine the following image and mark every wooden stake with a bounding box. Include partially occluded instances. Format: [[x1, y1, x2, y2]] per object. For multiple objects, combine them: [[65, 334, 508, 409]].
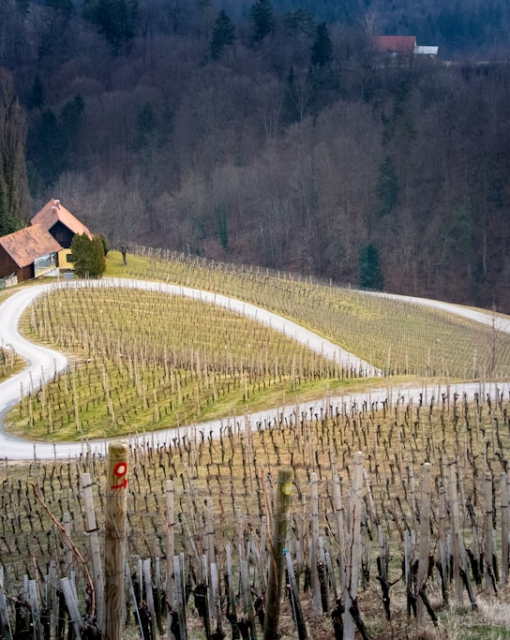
[[344, 451, 363, 640], [60, 577, 83, 639], [166, 479, 175, 639], [449, 462, 464, 605], [310, 472, 321, 613], [80, 472, 104, 630], [285, 549, 308, 640], [417, 462, 432, 625], [501, 471, 509, 587], [104, 442, 129, 640], [484, 473, 496, 593], [332, 474, 346, 596], [0, 566, 13, 640], [263, 468, 292, 640]]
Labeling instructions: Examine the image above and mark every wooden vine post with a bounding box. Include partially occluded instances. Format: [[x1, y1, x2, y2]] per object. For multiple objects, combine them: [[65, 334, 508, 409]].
[[263, 467, 293, 640], [80, 472, 105, 630], [104, 442, 129, 640], [416, 462, 432, 625], [344, 451, 363, 640], [501, 471, 509, 587]]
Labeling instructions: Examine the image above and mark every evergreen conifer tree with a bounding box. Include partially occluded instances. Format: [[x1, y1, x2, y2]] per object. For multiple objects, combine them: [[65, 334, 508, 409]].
[[311, 22, 332, 67], [359, 244, 384, 291], [0, 69, 30, 235], [28, 75, 45, 111], [376, 156, 399, 216], [250, 0, 275, 44], [210, 10, 236, 60], [84, 0, 139, 54], [71, 234, 106, 277]]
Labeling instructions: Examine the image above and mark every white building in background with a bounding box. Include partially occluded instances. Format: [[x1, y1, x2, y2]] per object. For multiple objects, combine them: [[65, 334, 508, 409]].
[[414, 45, 439, 57]]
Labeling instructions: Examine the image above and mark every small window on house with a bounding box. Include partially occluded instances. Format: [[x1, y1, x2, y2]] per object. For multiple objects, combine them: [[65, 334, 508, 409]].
[[66, 254, 74, 263]]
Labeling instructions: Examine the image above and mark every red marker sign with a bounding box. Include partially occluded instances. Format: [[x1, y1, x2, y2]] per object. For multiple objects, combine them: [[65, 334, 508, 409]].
[[111, 461, 128, 489]]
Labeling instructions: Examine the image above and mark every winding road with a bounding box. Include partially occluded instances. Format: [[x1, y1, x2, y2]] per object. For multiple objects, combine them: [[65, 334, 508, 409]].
[[0, 279, 509, 460]]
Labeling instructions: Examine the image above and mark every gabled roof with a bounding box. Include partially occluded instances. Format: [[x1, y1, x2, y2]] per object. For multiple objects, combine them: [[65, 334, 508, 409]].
[[0, 226, 63, 268], [374, 36, 417, 55], [31, 198, 92, 239]]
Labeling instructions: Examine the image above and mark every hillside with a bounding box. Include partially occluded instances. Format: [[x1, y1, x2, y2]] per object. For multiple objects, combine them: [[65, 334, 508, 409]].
[[2, 1, 510, 312], [0, 261, 510, 639], [2, 250, 510, 449]]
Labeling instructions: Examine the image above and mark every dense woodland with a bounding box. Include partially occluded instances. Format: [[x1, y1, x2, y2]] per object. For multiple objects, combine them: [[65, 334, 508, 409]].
[[2, 0, 510, 310]]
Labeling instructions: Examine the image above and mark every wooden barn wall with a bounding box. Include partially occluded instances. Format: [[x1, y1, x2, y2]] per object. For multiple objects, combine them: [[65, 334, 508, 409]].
[[17, 264, 34, 282], [0, 247, 18, 279]]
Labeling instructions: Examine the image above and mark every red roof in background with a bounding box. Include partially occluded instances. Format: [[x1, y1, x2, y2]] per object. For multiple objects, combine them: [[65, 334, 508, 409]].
[[374, 36, 417, 55], [0, 226, 63, 268], [31, 198, 92, 239]]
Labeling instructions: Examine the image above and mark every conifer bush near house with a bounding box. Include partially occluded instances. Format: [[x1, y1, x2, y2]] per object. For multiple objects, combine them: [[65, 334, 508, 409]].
[[70, 233, 106, 278]]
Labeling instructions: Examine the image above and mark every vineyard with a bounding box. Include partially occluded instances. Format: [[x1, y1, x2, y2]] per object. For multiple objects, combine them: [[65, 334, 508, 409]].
[[7, 285, 345, 441], [0, 251, 510, 639], [1, 387, 510, 639], [121, 248, 510, 380]]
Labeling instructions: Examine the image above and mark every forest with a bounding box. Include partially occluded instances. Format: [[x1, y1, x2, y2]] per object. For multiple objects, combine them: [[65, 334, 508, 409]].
[[2, 0, 510, 310]]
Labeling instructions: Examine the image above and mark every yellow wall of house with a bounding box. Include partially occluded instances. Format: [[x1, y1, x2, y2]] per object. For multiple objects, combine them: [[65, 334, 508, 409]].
[[58, 248, 75, 270]]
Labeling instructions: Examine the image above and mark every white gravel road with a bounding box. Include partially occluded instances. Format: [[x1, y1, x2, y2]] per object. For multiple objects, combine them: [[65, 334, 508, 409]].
[[0, 279, 509, 460]]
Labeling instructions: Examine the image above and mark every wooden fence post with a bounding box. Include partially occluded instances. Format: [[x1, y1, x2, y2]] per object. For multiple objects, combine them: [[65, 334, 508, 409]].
[[501, 471, 509, 587], [417, 462, 432, 625], [484, 473, 496, 593], [80, 472, 105, 630], [343, 451, 363, 640], [263, 468, 292, 640], [332, 474, 346, 597], [285, 549, 308, 640], [449, 462, 464, 605], [310, 472, 322, 613], [60, 577, 82, 640], [166, 479, 176, 639], [0, 567, 12, 640], [104, 442, 129, 640]]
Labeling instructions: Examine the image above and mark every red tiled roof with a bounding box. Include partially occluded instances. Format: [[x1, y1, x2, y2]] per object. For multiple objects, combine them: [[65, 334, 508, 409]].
[[31, 198, 92, 239], [374, 36, 417, 55], [0, 226, 63, 268]]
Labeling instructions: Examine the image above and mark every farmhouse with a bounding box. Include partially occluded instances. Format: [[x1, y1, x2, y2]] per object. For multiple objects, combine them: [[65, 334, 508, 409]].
[[0, 198, 92, 285], [0, 225, 62, 283], [31, 198, 92, 248], [374, 35, 417, 56], [374, 36, 439, 63]]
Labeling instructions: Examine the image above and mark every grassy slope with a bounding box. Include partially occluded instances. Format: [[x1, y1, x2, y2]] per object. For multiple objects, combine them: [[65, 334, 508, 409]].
[[114, 250, 510, 379]]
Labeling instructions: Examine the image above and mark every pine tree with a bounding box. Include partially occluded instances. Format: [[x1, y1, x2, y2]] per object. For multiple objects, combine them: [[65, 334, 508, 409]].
[[45, 0, 74, 15], [84, 0, 139, 54], [376, 156, 399, 216], [210, 10, 236, 60], [250, 0, 275, 44], [311, 22, 332, 67], [71, 234, 106, 278], [28, 75, 45, 111], [359, 244, 384, 291], [0, 69, 30, 236]]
